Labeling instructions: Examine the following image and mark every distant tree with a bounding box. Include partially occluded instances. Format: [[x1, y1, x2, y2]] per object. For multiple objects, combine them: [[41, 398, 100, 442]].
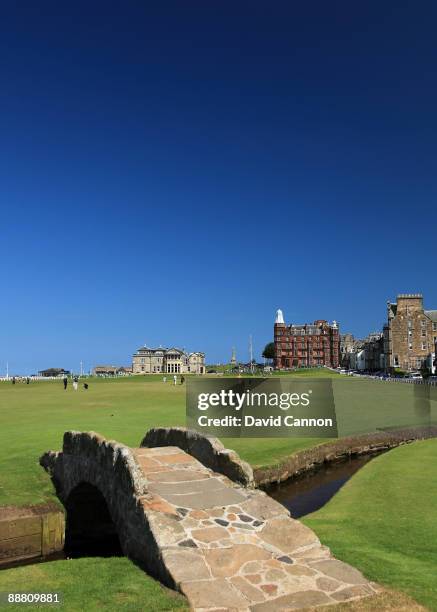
[[262, 342, 275, 360]]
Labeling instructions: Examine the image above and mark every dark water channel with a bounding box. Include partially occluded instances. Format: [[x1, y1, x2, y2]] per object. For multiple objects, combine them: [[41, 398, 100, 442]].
[[267, 451, 386, 518]]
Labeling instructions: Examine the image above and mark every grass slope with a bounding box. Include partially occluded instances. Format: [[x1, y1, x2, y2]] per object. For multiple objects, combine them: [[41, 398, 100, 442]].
[[0, 558, 187, 611], [304, 438, 437, 611]]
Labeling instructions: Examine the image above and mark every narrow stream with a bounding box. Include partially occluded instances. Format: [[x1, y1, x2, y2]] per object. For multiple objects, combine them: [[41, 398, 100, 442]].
[[267, 451, 386, 518]]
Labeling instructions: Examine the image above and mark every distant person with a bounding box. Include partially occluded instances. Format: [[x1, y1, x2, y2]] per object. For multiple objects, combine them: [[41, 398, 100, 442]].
[[26, 377, 30, 384], [173, 374, 177, 385], [83, 383, 89, 390], [73, 376, 78, 391], [180, 375, 185, 385], [163, 376, 167, 383], [12, 376, 16, 385], [63, 375, 68, 390]]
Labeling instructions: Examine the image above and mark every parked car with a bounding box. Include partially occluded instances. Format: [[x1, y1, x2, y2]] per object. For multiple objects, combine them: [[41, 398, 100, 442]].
[[405, 372, 422, 380]]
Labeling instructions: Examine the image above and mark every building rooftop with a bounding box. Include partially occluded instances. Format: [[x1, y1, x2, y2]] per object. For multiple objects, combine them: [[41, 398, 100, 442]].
[[425, 310, 437, 322], [134, 347, 203, 356]]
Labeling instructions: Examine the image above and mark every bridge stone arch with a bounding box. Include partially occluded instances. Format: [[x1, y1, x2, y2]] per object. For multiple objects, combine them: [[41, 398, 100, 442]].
[[40, 431, 173, 585], [64, 481, 121, 556]]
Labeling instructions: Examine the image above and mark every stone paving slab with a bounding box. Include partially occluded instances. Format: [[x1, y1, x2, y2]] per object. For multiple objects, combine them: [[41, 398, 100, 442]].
[[147, 469, 210, 483], [149, 477, 246, 509], [132, 447, 381, 611]]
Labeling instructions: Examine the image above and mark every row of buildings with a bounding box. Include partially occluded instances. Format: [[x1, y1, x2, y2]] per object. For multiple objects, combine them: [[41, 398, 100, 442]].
[[39, 347, 206, 378], [41, 295, 437, 378], [340, 332, 384, 372], [340, 294, 437, 373], [273, 293, 437, 374]]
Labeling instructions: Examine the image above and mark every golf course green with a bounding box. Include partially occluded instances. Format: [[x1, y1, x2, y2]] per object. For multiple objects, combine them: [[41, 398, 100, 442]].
[[0, 373, 328, 507], [0, 372, 436, 610]]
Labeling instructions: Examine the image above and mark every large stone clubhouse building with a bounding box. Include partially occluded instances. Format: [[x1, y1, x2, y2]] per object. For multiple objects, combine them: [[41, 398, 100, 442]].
[[132, 345, 205, 375], [274, 309, 340, 369]]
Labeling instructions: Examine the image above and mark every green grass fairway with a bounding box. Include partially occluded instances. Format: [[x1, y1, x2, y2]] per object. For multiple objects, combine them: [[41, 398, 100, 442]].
[[1, 371, 436, 507], [1, 374, 436, 611], [304, 438, 437, 610], [0, 374, 326, 506], [0, 558, 187, 611]]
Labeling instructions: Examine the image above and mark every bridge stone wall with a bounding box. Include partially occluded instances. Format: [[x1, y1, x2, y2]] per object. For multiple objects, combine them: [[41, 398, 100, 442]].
[[141, 427, 254, 486], [254, 425, 437, 486]]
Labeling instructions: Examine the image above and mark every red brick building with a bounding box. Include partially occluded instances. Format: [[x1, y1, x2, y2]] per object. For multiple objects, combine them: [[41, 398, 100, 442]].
[[274, 309, 340, 369]]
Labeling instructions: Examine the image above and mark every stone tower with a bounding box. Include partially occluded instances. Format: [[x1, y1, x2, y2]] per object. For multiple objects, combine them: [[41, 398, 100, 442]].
[[275, 309, 285, 324]]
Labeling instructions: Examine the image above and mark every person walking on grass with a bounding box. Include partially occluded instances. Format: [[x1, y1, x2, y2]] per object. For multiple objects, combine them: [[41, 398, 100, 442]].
[[173, 374, 177, 385], [73, 376, 78, 391], [180, 375, 185, 385], [163, 376, 167, 383], [63, 375, 68, 390]]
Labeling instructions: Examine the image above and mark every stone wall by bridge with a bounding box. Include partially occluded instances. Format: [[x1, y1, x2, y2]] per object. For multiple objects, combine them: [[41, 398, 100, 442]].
[[141, 427, 254, 487]]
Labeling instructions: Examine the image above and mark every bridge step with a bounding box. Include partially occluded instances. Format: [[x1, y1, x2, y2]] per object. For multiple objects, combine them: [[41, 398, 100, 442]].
[[133, 446, 381, 611]]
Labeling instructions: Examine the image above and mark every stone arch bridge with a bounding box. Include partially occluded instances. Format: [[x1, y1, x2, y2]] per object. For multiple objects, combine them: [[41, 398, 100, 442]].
[[41, 428, 381, 610]]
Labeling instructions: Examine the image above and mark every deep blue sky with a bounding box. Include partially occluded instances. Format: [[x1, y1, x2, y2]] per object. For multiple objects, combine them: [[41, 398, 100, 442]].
[[1, 1, 437, 374]]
